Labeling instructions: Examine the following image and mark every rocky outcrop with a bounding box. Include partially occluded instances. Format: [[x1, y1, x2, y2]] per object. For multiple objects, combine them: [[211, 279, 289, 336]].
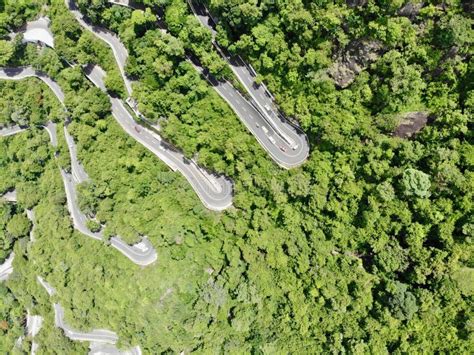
[[462, 0, 474, 14], [393, 111, 431, 138], [398, 2, 424, 19], [328, 39, 383, 88], [346, 0, 367, 7]]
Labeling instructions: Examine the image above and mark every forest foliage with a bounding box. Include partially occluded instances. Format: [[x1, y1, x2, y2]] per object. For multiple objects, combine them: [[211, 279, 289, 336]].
[[0, 0, 472, 353]]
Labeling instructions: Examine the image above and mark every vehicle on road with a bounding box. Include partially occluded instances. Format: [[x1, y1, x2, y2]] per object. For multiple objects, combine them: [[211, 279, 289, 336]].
[[280, 146, 286, 152], [134, 125, 141, 133], [264, 104, 271, 112], [268, 136, 276, 144], [292, 144, 299, 150], [262, 126, 269, 134]]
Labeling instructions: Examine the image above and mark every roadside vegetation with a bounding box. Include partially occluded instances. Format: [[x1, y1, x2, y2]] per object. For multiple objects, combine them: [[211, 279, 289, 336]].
[[0, 0, 472, 353]]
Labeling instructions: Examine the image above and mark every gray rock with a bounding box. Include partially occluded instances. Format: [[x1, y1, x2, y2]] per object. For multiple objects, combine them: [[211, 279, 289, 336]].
[[346, 0, 367, 7], [328, 39, 383, 88], [462, 0, 474, 14], [398, 2, 424, 18], [393, 111, 430, 138]]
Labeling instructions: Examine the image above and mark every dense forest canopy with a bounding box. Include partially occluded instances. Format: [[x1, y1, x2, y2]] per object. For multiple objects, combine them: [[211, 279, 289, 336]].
[[0, 0, 473, 353]]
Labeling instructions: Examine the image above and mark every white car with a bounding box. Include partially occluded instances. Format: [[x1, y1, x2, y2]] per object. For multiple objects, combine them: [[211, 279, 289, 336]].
[[292, 144, 299, 150], [268, 136, 276, 144], [262, 126, 269, 134], [264, 104, 271, 111]]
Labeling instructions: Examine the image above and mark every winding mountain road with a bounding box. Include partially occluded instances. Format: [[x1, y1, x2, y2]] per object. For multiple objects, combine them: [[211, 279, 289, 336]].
[[65, 1, 233, 211], [65, 0, 133, 95], [53, 302, 142, 353], [86, 64, 233, 211], [187, 0, 309, 168], [192, 61, 308, 168], [36, 278, 141, 353], [0, 67, 158, 265], [54, 303, 118, 343], [64, 126, 90, 183], [101, 0, 307, 168]]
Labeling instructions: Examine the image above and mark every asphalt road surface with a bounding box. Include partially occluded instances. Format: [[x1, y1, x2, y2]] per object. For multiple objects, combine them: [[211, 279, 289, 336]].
[[54, 303, 119, 344], [192, 61, 309, 168], [1, 189, 17, 202], [37, 276, 56, 296], [0, 67, 65, 102], [38, 279, 141, 351], [107, 0, 144, 9], [27, 310, 43, 355], [0, 66, 160, 265], [66, 0, 133, 96], [67, 3, 233, 210], [110, 237, 157, 267], [187, 0, 309, 168], [44, 121, 58, 147], [0, 252, 14, 281], [60, 169, 104, 240], [64, 125, 90, 183], [0, 125, 27, 137], [86, 65, 233, 211]]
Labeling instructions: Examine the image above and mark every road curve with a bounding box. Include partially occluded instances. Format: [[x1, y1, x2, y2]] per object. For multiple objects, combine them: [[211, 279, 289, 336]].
[[0, 67, 65, 102], [192, 61, 308, 168], [65, 0, 133, 96], [0, 252, 14, 281], [44, 121, 58, 147], [36, 278, 141, 352], [110, 237, 157, 266], [0, 66, 161, 265], [61, 169, 103, 240], [100, 0, 307, 168], [86, 65, 233, 211], [187, 0, 309, 168], [66, 2, 233, 210], [54, 303, 119, 344], [64, 126, 90, 183]]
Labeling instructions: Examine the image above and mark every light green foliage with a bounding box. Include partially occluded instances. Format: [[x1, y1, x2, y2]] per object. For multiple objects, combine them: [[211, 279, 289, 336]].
[[0, 40, 14, 66], [0, 0, 471, 353], [0, 284, 25, 353], [402, 168, 431, 198], [6, 213, 31, 238]]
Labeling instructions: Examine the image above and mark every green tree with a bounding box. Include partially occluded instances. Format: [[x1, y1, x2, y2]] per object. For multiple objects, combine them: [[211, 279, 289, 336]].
[[6, 213, 31, 238], [0, 40, 14, 66], [388, 281, 418, 321], [401, 168, 431, 198]]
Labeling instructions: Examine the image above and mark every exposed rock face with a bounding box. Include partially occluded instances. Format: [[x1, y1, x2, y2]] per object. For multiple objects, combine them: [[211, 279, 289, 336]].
[[398, 2, 424, 18], [462, 0, 474, 14], [346, 0, 368, 7], [393, 111, 430, 138], [328, 39, 383, 88]]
